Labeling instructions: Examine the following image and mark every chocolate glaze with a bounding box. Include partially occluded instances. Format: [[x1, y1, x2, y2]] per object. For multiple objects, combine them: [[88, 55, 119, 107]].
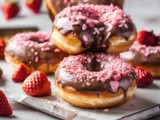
[[54, 4, 136, 51], [55, 53, 136, 92], [5, 32, 68, 69]]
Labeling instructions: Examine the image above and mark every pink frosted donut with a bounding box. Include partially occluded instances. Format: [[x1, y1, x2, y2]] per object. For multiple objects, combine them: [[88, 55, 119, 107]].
[[52, 4, 136, 54], [5, 32, 68, 74], [120, 35, 160, 77], [121, 41, 160, 63], [55, 53, 137, 108]]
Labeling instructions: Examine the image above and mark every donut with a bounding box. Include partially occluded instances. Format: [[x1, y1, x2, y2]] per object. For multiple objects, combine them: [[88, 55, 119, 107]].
[[5, 32, 68, 74], [55, 53, 137, 108], [52, 4, 136, 55], [45, 0, 124, 21], [120, 41, 160, 77]]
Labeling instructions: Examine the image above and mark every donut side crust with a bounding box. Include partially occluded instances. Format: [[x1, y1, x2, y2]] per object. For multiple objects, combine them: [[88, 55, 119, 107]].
[[5, 53, 59, 74], [55, 79, 137, 108]]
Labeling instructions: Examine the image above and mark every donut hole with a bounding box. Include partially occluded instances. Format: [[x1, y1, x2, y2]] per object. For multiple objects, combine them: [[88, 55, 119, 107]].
[[84, 58, 104, 72]]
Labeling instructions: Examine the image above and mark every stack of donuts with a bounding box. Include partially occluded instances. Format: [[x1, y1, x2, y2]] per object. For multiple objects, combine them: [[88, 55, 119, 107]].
[[5, 4, 137, 108]]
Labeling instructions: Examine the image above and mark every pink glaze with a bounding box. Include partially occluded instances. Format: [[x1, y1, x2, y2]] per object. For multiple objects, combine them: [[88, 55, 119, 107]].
[[120, 41, 160, 64], [130, 41, 160, 57]]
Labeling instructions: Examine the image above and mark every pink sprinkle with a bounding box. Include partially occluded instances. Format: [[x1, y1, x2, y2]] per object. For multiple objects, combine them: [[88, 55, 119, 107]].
[[64, 0, 68, 4], [113, 75, 121, 81], [86, 82, 91, 86], [110, 81, 119, 92], [29, 61, 32, 64], [35, 57, 39, 62], [83, 35, 88, 42], [103, 109, 109, 113], [124, 24, 128, 28], [44, 47, 50, 51], [29, 43, 33, 47], [88, 23, 94, 28], [100, 77, 106, 83], [34, 52, 38, 55], [70, 0, 74, 4], [72, 21, 80, 25], [94, 28, 100, 34], [55, 48, 61, 52], [41, 48, 45, 52], [82, 24, 87, 31], [99, 27, 105, 31], [102, 44, 107, 48], [31, 49, 34, 52]]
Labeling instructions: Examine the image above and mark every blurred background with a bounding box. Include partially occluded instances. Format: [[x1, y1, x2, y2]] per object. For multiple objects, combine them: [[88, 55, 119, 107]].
[[0, 0, 160, 32]]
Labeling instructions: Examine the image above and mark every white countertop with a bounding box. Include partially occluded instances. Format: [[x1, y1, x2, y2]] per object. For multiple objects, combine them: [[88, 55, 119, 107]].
[[0, 0, 160, 120]]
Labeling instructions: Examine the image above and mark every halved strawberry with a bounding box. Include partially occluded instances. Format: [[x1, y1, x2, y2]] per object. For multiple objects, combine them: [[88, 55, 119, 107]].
[[12, 64, 30, 82], [22, 71, 51, 97], [25, 0, 42, 14], [135, 66, 153, 88], [2, 0, 20, 20], [0, 90, 12, 116], [137, 30, 156, 46]]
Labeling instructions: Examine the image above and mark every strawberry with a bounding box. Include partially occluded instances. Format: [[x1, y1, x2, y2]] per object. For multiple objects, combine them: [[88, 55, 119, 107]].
[[25, 0, 42, 14], [22, 71, 51, 97], [2, 0, 20, 20], [135, 66, 153, 88], [12, 64, 30, 82], [0, 90, 12, 116], [0, 37, 6, 58], [137, 30, 156, 46], [0, 68, 2, 78]]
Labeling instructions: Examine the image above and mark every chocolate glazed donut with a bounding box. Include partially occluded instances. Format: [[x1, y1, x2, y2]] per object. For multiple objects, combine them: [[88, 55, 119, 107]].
[[55, 53, 137, 108], [5, 32, 68, 74], [45, 0, 124, 21], [52, 4, 136, 54]]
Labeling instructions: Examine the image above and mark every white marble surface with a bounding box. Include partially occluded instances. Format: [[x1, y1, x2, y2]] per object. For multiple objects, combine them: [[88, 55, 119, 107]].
[[0, 0, 160, 120]]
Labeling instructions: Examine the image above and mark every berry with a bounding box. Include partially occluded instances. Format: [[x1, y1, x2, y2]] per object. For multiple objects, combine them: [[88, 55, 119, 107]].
[[22, 71, 51, 97], [135, 66, 153, 88], [12, 64, 30, 82], [0, 37, 6, 58], [2, 0, 20, 20], [25, 0, 42, 14], [137, 30, 156, 46], [0, 90, 12, 116]]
